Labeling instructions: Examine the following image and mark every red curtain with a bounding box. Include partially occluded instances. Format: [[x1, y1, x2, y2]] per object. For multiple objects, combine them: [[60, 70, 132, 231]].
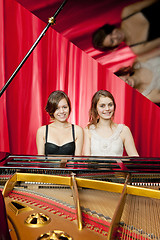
[[0, 0, 9, 152], [0, 0, 160, 156]]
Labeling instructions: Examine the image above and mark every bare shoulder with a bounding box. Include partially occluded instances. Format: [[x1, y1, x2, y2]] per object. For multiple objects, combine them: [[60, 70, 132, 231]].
[[122, 124, 130, 132], [121, 125, 132, 136], [36, 125, 46, 136], [74, 124, 83, 135], [84, 125, 92, 138]]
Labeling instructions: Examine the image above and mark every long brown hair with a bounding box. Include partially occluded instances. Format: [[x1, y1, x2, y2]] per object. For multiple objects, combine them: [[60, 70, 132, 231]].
[[88, 90, 116, 127], [45, 90, 71, 119]]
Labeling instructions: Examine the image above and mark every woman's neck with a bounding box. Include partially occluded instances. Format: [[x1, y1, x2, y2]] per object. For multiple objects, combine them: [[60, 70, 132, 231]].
[[97, 118, 114, 128], [50, 120, 70, 128]]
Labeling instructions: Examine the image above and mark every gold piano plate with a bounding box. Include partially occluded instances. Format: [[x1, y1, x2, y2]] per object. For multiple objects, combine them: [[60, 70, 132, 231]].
[[25, 213, 51, 228], [37, 230, 73, 240], [9, 200, 33, 215]]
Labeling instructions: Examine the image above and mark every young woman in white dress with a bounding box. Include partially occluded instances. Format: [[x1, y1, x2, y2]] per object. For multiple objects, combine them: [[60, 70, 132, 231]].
[[83, 90, 139, 156]]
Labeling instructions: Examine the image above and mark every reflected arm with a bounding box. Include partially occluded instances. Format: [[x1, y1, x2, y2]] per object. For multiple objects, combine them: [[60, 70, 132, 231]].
[[121, 0, 157, 19], [136, 46, 160, 62]]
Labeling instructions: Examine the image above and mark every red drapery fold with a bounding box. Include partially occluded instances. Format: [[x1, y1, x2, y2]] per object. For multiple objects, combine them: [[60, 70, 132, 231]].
[[0, 0, 160, 156]]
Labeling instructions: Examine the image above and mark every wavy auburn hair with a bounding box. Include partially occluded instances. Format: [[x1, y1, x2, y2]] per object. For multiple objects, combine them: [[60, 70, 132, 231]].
[[88, 90, 116, 127]]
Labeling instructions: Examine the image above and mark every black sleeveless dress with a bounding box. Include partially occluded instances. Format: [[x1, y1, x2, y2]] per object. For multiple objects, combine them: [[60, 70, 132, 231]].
[[45, 124, 75, 156], [122, 1, 160, 47]]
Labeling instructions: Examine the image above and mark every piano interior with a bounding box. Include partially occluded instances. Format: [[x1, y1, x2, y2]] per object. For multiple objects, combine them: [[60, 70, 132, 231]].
[[0, 153, 160, 240]]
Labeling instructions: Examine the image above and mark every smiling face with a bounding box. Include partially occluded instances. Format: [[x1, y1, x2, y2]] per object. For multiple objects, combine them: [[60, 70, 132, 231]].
[[97, 96, 115, 120], [45, 90, 71, 120], [103, 28, 125, 47], [53, 98, 70, 122]]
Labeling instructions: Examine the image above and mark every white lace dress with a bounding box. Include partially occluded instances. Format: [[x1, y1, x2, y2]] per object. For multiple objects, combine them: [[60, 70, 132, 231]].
[[138, 57, 160, 96], [89, 124, 124, 156]]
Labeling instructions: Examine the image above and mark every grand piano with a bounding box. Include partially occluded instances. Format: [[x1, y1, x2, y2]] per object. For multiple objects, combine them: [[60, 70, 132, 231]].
[[1, 0, 160, 238], [0, 152, 160, 240]]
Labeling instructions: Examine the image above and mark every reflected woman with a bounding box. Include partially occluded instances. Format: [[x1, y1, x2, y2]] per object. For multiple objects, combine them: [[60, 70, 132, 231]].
[[92, 0, 160, 57], [114, 56, 160, 104], [83, 90, 139, 156], [36, 90, 83, 156]]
